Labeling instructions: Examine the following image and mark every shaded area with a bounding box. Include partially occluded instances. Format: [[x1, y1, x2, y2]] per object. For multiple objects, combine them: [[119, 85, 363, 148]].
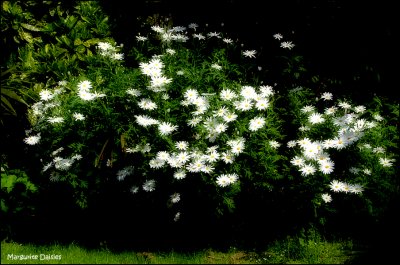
[[100, 0, 395, 98]]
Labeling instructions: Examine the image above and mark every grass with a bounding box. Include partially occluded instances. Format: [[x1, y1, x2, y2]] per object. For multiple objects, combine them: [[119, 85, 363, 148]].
[[1, 232, 357, 264]]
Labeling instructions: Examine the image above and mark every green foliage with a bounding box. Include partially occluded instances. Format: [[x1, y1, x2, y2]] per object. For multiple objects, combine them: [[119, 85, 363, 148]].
[[1, 1, 113, 122], [0, 68, 29, 120], [1, 163, 37, 215], [258, 228, 354, 264]]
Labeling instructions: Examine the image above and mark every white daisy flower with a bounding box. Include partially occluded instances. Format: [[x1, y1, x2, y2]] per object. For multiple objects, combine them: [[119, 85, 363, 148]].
[[290, 156, 305, 167], [73, 113, 85, 121], [349, 184, 364, 194], [379, 157, 394, 167], [249, 117, 266, 131], [223, 38, 233, 44], [242, 50, 257, 58], [174, 169, 186, 180], [221, 151, 235, 164], [259, 85, 274, 97], [193, 33, 205, 40], [321, 193, 332, 203], [273, 33, 283, 40], [220, 89, 237, 101], [373, 114, 384, 121], [319, 160, 335, 174], [325, 106, 337, 115], [158, 122, 178, 136], [338, 101, 352, 110], [24, 134, 41, 145], [240, 86, 257, 99], [280, 41, 295, 49], [130, 186, 139, 194], [223, 112, 238, 123], [330, 180, 344, 192], [138, 98, 157, 110], [78, 80, 92, 91], [176, 152, 191, 164], [156, 151, 170, 161], [126, 88, 142, 97], [136, 35, 148, 41], [309, 113, 325, 124], [269, 140, 281, 149], [143, 179, 156, 192], [39, 89, 54, 101], [255, 98, 269, 110], [354, 105, 366, 113], [47, 117, 64, 124], [363, 168, 372, 175], [188, 23, 198, 29], [300, 164, 316, 176], [320, 92, 333, 101], [301, 105, 315, 113], [170, 193, 181, 203], [175, 141, 188, 150], [211, 63, 222, 70], [287, 140, 297, 148]]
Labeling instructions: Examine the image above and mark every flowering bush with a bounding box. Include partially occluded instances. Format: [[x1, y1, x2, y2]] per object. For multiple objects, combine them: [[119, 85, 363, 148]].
[[283, 87, 398, 224], [22, 18, 398, 229], [23, 21, 288, 217]]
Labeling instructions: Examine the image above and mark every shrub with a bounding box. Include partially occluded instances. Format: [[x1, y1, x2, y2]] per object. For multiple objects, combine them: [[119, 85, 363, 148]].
[[8, 8, 399, 244]]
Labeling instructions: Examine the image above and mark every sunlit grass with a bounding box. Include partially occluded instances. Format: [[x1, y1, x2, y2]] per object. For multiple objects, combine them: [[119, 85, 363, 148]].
[[1, 234, 356, 264]]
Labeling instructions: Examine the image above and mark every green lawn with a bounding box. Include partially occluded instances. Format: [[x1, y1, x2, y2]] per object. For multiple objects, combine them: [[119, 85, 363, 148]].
[[1, 236, 357, 264]]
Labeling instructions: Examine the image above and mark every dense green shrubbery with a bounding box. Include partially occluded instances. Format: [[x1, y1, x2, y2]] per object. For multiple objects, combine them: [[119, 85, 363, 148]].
[[1, 0, 113, 121], [1, 1, 398, 246]]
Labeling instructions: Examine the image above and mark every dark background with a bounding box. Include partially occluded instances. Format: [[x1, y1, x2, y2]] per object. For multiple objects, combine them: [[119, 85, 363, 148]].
[[99, 0, 396, 98]]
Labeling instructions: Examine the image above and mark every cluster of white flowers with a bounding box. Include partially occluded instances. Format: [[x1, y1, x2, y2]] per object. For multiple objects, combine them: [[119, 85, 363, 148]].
[[42, 148, 82, 173], [24, 21, 397, 223], [150, 25, 189, 42], [329, 180, 364, 194], [273, 33, 295, 50], [289, 92, 382, 180], [97, 42, 124, 60], [117, 25, 286, 196], [116, 166, 135, 181], [139, 57, 172, 92], [126, 143, 152, 154], [77, 80, 106, 101], [216, 173, 239, 187], [287, 90, 397, 204]]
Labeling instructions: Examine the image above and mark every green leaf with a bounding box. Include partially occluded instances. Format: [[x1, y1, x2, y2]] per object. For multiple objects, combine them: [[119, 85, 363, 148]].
[[75, 45, 86, 54], [25, 182, 37, 193], [64, 15, 78, 29], [83, 38, 99, 48], [19, 31, 33, 43], [44, 43, 50, 54], [1, 199, 8, 213], [1, 88, 27, 105], [13, 35, 20, 44], [74, 38, 83, 46], [1, 174, 17, 193], [20, 23, 42, 32], [1, 96, 17, 116], [2, 1, 10, 12]]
